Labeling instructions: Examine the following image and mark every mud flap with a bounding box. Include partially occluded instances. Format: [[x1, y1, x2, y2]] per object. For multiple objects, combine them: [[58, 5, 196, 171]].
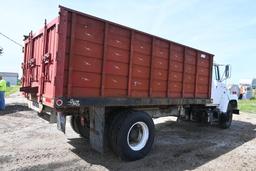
[[89, 106, 106, 153], [57, 112, 66, 133], [27, 100, 43, 113], [233, 109, 239, 115]]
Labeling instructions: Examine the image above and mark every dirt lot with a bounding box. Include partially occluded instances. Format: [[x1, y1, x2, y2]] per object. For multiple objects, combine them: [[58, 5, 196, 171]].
[[1, 93, 256, 171]]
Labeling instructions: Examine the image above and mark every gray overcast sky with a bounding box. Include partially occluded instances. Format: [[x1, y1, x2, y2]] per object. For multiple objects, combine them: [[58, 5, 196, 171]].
[[0, 0, 255, 83]]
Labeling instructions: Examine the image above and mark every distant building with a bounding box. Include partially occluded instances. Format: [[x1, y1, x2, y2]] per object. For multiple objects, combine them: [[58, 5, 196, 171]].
[[239, 78, 254, 99], [252, 78, 256, 89], [239, 79, 252, 86], [239, 78, 256, 89], [0, 72, 19, 85]]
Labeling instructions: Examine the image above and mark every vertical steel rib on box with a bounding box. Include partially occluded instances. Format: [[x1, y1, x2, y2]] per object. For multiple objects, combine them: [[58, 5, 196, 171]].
[[38, 20, 48, 101], [55, 8, 68, 97], [100, 22, 109, 96], [127, 31, 134, 96], [29, 31, 34, 87], [67, 13, 76, 97], [194, 51, 199, 98], [167, 42, 172, 97], [149, 37, 155, 97], [181, 47, 186, 97], [208, 55, 213, 97]]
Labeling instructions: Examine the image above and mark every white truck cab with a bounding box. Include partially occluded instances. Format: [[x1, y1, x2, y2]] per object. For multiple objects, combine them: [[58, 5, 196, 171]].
[[183, 63, 239, 129], [212, 64, 238, 113], [207, 63, 239, 128]]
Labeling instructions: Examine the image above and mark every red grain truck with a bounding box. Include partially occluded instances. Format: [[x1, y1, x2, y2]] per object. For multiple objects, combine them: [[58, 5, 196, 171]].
[[21, 6, 239, 161]]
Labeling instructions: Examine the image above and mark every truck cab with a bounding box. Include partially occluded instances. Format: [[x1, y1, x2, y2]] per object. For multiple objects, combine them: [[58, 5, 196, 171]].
[[208, 63, 239, 128], [212, 64, 239, 111]]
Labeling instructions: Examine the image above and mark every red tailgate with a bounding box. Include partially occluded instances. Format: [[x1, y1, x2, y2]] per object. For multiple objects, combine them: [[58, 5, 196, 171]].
[[21, 18, 60, 107]]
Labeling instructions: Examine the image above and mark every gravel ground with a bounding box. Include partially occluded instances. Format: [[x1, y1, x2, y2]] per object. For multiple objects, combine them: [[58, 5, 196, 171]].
[[0, 93, 256, 171]]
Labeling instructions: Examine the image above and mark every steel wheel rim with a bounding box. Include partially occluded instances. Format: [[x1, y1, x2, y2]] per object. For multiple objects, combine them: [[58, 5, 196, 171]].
[[127, 121, 149, 151]]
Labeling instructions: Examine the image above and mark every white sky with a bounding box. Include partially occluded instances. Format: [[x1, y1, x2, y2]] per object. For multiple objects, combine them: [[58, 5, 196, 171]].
[[0, 0, 255, 83]]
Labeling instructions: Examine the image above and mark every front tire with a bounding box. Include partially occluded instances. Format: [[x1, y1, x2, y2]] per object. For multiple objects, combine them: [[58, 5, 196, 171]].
[[219, 103, 233, 129], [109, 111, 155, 161]]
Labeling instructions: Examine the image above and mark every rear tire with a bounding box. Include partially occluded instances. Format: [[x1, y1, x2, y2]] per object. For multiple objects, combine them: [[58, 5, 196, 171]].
[[77, 116, 90, 139], [219, 103, 233, 129], [109, 111, 128, 154], [109, 110, 155, 161], [70, 116, 79, 134], [70, 116, 89, 138]]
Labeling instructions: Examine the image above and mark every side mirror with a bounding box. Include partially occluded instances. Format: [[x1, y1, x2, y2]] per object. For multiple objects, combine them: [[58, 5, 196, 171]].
[[214, 65, 220, 81], [225, 65, 231, 78]]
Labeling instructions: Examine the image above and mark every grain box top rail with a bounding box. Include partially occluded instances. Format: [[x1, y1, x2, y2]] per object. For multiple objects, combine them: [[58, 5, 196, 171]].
[[59, 5, 214, 57]]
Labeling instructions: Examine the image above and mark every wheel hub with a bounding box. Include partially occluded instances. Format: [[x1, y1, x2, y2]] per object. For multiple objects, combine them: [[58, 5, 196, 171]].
[[127, 122, 149, 151]]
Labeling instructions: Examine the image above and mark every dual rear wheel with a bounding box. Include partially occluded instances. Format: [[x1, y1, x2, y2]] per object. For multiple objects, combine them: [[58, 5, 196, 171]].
[[109, 111, 155, 161], [70, 106, 233, 161], [70, 115, 89, 138], [70, 110, 155, 161]]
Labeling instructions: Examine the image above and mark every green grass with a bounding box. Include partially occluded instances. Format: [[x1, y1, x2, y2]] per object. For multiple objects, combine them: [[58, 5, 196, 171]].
[[5, 85, 20, 97], [238, 99, 256, 113]]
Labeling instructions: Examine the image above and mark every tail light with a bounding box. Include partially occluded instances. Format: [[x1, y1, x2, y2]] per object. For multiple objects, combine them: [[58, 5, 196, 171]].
[[232, 91, 237, 95], [56, 99, 63, 107]]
